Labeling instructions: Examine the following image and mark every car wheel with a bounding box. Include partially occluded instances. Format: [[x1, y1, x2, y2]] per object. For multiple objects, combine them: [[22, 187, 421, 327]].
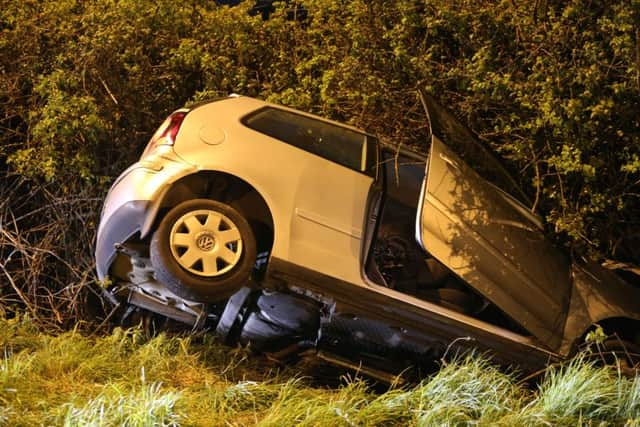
[[150, 199, 257, 302]]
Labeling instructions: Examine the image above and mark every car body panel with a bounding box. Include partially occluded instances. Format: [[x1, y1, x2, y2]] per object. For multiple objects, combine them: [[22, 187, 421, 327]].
[[418, 137, 571, 349], [416, 90, 640, 353], [289, 161, 372, 285], [559, 261, 640, 354], [172, 96, 373, 286], [95, 151, 197, 280], [95, 200, 149, 279], [97, 150, 197, 240], [267, 257, 558, 371]]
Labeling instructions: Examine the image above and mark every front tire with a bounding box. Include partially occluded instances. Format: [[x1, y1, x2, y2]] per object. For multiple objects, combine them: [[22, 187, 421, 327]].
[[150, 199, 257, 302]]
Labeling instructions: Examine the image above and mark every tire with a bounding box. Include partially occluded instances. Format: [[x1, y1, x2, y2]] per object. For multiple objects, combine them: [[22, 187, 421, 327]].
[[150, 199, 257, 302]]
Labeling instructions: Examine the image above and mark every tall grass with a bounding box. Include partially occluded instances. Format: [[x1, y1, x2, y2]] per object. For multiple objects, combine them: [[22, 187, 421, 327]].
[[0, 315, 637, 426], [61, 382, 181, 427]]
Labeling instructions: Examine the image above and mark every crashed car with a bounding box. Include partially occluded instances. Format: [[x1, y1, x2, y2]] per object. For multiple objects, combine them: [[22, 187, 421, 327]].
[[96, 88, 640, 379]]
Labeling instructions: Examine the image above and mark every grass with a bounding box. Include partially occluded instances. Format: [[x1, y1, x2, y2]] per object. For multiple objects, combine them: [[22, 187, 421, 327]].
[[0, 315, 637, 426]]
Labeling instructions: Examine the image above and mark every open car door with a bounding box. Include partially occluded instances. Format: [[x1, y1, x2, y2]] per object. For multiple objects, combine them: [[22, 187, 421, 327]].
[[416, 90, 571, 350]]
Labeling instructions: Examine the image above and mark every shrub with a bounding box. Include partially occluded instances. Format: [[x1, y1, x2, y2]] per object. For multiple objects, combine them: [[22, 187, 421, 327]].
[[0, 0, 638, 320]]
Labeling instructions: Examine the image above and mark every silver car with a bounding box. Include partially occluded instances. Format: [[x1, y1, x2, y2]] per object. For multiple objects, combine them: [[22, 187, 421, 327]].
[[96, 89, 640, 377]]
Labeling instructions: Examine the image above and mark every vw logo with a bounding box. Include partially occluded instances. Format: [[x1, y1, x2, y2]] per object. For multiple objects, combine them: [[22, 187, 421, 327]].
[[196, 233, 216, 251]]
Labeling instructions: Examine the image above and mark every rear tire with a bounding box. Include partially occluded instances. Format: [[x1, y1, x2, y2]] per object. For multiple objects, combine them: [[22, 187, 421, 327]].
[[150, 199, 257, 303]]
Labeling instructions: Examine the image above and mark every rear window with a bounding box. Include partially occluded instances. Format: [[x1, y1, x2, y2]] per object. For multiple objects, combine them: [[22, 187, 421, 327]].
[[243, 107, 376, 176]]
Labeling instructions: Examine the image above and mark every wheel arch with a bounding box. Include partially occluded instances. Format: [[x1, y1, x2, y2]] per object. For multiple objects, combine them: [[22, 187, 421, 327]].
[[572, 316, 640, 354], [141, 171, 275, 254], [585, 317, 640, 343]]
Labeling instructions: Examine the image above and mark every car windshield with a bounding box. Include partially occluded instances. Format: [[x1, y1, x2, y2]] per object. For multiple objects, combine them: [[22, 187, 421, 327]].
[[420, 91, 531, 207]]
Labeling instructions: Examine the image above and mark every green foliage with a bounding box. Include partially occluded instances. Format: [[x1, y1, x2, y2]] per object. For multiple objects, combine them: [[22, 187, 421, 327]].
[[585, 324, 608, 347], [1, 0, 639, 319], [0, 315, 638, 426], [8, 70, 107, 182]]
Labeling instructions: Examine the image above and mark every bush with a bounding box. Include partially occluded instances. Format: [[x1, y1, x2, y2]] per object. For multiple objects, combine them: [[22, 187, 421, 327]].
[[1, 0, 639, 321]]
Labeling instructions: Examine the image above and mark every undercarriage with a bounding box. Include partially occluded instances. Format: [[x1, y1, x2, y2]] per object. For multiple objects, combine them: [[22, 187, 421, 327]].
[[102, 241, 450, 382]]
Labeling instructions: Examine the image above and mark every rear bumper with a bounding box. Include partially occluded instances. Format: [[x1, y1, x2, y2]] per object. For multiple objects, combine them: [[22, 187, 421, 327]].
[[95, 152, 196, 280], [95, 200, 149, 280]]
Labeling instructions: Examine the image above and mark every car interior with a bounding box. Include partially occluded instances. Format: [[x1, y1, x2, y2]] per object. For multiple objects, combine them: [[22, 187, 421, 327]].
[[365, 146, 530, 336]]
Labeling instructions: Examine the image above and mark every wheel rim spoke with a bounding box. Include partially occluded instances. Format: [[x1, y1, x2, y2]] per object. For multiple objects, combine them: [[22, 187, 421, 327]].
[[184, 216, 203, 233], [172, 232, 191, 247], [218, 228, 241, 244], [204, 212, 222, 231], [218, 246, 238, 264], [201, 253, 219, 275], [179, 248, 201, 268]]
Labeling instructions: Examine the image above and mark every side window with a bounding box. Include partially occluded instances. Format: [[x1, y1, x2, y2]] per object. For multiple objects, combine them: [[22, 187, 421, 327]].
[[423, 95, 531, 207], [382, 147, 427, 207], [243, 107, 376, 175]]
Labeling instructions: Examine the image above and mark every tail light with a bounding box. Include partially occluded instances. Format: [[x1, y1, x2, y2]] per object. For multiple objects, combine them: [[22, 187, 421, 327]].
[[141, 110, 188, 159]]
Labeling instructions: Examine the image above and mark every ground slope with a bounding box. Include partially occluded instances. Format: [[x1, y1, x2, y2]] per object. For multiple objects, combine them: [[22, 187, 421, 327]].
[[0, 316, 638, 426]]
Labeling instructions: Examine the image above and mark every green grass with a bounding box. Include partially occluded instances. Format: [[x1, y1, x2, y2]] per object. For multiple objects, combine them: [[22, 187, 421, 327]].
[[0, 315, 637, 426]]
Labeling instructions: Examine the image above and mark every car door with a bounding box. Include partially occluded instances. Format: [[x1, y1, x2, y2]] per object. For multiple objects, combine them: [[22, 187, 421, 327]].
[[242, 107, 377, 285], [289, 155, 374, 285], [415, 92, 572, 350]]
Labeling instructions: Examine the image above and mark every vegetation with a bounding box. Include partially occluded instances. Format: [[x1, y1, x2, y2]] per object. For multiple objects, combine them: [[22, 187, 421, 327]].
[[1, 2, 639, 424], [1, 0, 639, 320], [0, 0, 638, 321], [0, 315, 634, 426]]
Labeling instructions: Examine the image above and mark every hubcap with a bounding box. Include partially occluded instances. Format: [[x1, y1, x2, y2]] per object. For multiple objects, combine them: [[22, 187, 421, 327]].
[[196, 233, 216, 251], [169, 209, 243, 277]]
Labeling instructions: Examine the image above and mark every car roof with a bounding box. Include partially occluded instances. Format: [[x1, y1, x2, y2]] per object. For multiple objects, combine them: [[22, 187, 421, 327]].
[[192, 95, 376, 138]]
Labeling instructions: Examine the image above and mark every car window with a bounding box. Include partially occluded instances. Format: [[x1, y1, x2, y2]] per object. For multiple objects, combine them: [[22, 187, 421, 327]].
[[381, 147, 426, 207], [243, 107, 376, 176]]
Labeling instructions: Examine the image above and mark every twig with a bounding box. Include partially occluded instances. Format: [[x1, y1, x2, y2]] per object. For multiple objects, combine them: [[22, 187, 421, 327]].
[[0, 261, 38, 320], [440, 336, 474, 366], [98, 75, 118, 105]]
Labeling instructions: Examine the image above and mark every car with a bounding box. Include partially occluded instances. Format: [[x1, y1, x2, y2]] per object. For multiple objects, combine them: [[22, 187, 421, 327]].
[[96, 88, 640, 379]]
